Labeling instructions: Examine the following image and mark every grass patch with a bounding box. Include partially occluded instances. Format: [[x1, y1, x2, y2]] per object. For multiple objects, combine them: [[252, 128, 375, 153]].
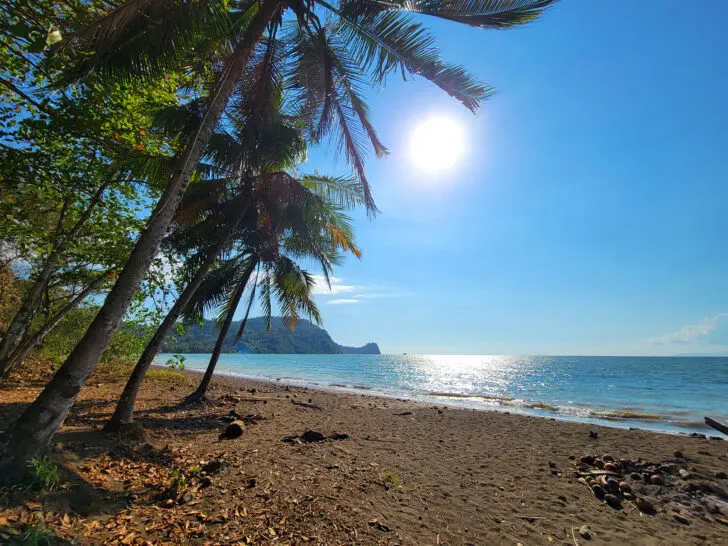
[[377, 470, 404, 491], [18, 523, 58, 545], [147, 369, 186, 384], [93, 358, 134, 381], [30, 456, 59, 490]]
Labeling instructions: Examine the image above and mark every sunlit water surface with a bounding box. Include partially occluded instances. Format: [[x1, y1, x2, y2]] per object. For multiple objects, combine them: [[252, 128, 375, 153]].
[[155, 354, 728, 435]]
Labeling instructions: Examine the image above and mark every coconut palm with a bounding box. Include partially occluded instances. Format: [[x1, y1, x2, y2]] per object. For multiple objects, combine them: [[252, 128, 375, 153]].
[[180, 172, 361, 405], [105, 56, 364, 428], [0, 0, 555, 479]]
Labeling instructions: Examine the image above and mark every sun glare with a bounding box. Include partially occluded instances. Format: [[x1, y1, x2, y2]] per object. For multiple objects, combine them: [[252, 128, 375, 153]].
[[410, 116, 465, 173]]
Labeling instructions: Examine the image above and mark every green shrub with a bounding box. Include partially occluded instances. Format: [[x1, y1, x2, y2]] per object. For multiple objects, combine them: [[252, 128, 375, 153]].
[[30, 456, 59, 490]]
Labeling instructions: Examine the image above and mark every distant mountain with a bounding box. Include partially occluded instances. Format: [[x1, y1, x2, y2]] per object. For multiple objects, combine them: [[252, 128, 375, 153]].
[[161, 317, 380, 355]]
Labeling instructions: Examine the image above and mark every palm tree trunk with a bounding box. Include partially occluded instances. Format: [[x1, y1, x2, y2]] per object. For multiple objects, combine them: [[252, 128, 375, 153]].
[[104, 195, 253, 431], [182, 258, 256, 405], [0, 272, 109, 376], [0, 0, 281, 483]]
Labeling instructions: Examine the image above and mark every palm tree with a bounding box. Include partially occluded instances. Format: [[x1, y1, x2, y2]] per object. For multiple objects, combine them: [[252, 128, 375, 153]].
[[180, 172, 361, 405], [0, 0, 556, 480]]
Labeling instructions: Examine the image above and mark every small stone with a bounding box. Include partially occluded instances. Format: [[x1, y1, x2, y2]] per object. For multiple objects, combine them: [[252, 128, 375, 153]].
[[672, 513, 690, 525], [301, 430, 326, 443], [591, 484, 605, 498], [580, 455, 596, 465], [602, 454, 614, 462], [673, 450, 684, 458], [633, 497, 655, 513], [650, 474, 665, 485], [604, 462, 620, 473], [619, 481, 632, 494], [623, 492, 635, 501], [715, 471, 727, 479], [605, 479, 620, 493], [579, 525, 593, 540], [630, 472, 642, 480], [604, 494, 622, 509], [219, 420, 245, 440], [678, 469, 695, 480]]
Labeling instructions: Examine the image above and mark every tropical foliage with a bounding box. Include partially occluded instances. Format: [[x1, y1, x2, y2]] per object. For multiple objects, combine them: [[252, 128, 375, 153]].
[[0, 0, 555, 479]]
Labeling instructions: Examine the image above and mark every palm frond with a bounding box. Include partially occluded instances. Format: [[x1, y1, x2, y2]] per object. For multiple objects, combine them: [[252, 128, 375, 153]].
[[339, 0, 556, 29], [298, 173, 365, 209], [60, 0, 241, 81], [324, 4, 492, 111]]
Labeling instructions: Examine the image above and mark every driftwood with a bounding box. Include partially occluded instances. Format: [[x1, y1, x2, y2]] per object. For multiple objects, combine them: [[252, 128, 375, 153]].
[[291, 399, 323, 410], [705, 416, 728, 437]]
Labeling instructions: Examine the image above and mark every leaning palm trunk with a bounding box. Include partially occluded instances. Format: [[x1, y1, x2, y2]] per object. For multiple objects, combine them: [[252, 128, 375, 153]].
[[104, 195, 254, 431], [182, 258, 256, 405], [0, 271, 110, 376], [0, 0, 282, 482]]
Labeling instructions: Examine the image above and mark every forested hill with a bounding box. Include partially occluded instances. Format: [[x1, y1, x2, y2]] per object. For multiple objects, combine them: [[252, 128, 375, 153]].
[[161, 317, 381, 355]]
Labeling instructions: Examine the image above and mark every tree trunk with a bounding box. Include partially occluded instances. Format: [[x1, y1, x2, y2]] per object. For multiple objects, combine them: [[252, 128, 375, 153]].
[[105, 195, 253, 431], [182, 259, 256, 405], [0, 257, 56, 367], [0, 181, 109, 373], [0, 0, 281, 482], [0, 272, 109, 376]]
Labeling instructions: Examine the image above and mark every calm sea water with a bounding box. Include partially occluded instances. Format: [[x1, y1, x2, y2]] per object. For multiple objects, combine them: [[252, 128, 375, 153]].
[[155, 354, 728, 435]]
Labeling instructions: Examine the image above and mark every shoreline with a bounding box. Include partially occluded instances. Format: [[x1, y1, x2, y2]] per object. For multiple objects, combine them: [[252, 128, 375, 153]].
[[166, 362, 721, 438]]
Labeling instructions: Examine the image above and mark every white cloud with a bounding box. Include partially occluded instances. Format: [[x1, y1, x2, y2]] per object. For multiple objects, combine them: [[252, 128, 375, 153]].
[[650, 314, 728, 345], [327, 298, 359, 305], [310, 275, 360, 295]]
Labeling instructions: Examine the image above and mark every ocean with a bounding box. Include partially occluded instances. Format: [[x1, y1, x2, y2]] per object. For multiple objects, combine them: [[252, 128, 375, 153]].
[[155, 353, 728, 435]]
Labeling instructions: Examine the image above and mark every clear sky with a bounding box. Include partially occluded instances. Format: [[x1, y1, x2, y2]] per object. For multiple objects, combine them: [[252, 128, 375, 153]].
[[253, 0, 728, 355]]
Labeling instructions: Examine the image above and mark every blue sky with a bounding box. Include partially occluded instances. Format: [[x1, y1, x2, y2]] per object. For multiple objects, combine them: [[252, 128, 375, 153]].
[[255, 1, 728, 355]]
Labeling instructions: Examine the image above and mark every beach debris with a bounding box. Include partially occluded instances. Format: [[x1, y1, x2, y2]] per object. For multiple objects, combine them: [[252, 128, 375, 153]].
[[578, 524, 593, 540], [588, 431, 598, 440], [291, 399, 323, 410], [673, 450, 684, 458], [394, 411, 413, 416], [282, 430, 349, 444], [219, 420, 246, 440], [575, 451, 728, 523], [704, 416, 728, 437]]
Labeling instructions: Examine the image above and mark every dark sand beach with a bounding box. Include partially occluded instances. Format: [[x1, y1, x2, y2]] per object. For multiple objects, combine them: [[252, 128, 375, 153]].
[[1, 365, 727, 544]]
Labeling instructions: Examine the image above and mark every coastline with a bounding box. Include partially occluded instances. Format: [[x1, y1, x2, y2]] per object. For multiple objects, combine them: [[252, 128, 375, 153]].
[[2, 364, 727, 544], [171, 361, 721, 437]]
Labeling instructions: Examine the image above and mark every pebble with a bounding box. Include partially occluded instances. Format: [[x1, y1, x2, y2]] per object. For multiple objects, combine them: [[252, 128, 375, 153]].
[[579, 525, 593, 540], [630, 472, 642, 480], [672, 513, 690, 525], [580, 455, 595, 465], [650, 474, 665, 485], [619, 481, 632, 494], [591, 484, 605, 499], [602, 454, 614, 462], [604, 494, 622, 509], [633, 498, 654, 513], [674, 450, 684, 458]]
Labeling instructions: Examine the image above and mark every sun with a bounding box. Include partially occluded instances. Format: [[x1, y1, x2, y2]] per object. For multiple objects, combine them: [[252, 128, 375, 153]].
[[410, 116, 465, 172]]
